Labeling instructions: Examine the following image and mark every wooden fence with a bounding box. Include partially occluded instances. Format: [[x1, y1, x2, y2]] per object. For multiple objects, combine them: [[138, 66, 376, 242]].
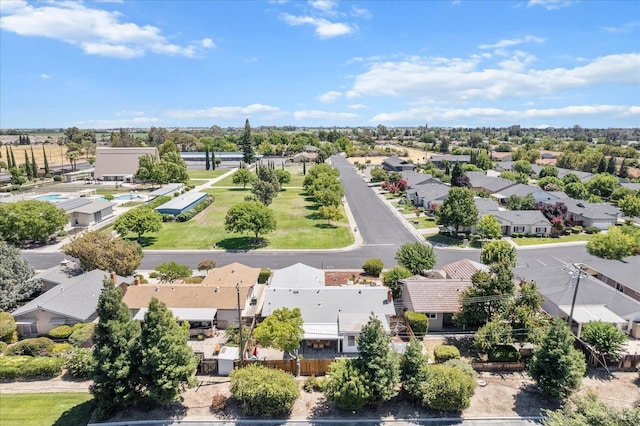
[[471, 361, 526, 372], [232, 358, 335, 376], [574, 339, 640, 371]]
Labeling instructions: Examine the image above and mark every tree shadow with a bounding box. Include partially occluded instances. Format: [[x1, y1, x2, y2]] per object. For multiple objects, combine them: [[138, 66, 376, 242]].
[[228, 187, 250, 192], [52, 400, 95, 426], [512, 382, 559, 417], [304, 203, 321, 211], [135, 236, 157, 247], [314, 223, 337, 229], [217, 236, 268, 251], [585, 368, 616, 382]]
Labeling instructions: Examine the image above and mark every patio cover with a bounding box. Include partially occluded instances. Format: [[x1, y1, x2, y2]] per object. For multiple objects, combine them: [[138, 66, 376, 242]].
[[133, 307, 217, 322], [303, 323, 340, 340], [558, 305, 626, 325]]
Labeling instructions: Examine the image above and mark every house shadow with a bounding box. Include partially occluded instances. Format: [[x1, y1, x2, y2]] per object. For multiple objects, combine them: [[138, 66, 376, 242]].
[[52, 400, 95, 426], [217, 236, 268, 250]]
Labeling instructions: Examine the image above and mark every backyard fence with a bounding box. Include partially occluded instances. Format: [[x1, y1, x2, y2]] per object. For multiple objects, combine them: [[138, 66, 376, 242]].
[[574, 339, 640, 372], [471, 361, 526, 372], [232, 358, 335, 376]]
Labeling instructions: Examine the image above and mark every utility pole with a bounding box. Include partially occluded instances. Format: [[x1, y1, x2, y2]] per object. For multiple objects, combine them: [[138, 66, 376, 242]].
[[236, 281, 243, 363], [567, 263, 587, 332]]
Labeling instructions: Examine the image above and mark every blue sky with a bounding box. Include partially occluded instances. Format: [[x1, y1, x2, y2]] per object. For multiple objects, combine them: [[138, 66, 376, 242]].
[[1, 0, 639, 129]]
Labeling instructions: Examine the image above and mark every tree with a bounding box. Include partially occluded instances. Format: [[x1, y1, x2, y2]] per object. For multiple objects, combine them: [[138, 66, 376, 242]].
[[481, 240, 517, 268], [476, 215, 502, 239], [197, 259, 216, 273], [564, 182, 588, 200], [356, 314, 400, 403], [581, 321, 627, 362], [618, 158, 629, 178], [155, 262, 192, 283], [24, 150, 32, 179], [224, 201, 277, 240], [114, 208, 163, 242], [231, 364, 299, 415], [420, 364, 476, 411], [370, 167, 387, 182], [538, 176, 564, 191], [275, 169, 291, 185], [539, 165, 558, 179], [252, 165, 281, 205], [400, 338, 428, 384], [42, 146, 50, 176], [136, 298, 197, 404], [158, 151, 189, 183], [543, 392, 640, 426], [506, 194, 536, 210], [30, 147, 37, 179], [0, 200, 68, 245], [382, 266, 412, 299], [501, 170, 530, 184], [0, 241, 41, 311], [597, 156, 607, 173], [437, 187, 478, 236], [253, 307, 303, 361], [134, 154, 160, 187], [91, 278, 141, 419], [586, 173, 619, 199], [513, 160, 532, 175], [240, 119, 254, 164], [474, 319, 514, 353], [362, 258, 384, 277], [528, 318, 586, 400], [606, 156, 617, 175], [325, 358, 370, 410], [204, 146, 210, 170], [318, 205, 343, 225], [586, 226, 635, 260], [62, 231, 143, 275], [232, 168, 255, 189], [394, 242, 437, 275], [619, 194, 640, 219], [450, 162, 464, 187]]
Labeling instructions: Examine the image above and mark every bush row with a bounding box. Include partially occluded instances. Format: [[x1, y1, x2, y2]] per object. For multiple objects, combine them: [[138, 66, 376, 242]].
[[0, 356, 65, 379], [176, 196, 214, 222]]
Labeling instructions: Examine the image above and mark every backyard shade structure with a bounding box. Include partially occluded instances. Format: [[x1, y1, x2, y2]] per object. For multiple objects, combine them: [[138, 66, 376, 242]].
[[154, 191, 208, 216], [132, 307, 217, 322], [558, 304, 627, 338], [148, 183, 185, 198]]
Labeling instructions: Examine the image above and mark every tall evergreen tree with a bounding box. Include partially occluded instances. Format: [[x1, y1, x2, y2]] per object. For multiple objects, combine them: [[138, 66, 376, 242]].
[[136, 298, 197, 405], [9, 147, 16, 170], [356, 314, 400, 403], [597, 156, 607, 173], [91, 279, 141, 419], [42, 147, 50, 176], [24, 151, 32, 180], [211, 151, 216, 170], [204, 146, 210, 170], [618, 159, 628, 179], [5, 146, 11, 168], [30, 147, 38, 179], [606, 157, 617, 175], [451, 162, 463, 186], [240, 119, 255, 164]]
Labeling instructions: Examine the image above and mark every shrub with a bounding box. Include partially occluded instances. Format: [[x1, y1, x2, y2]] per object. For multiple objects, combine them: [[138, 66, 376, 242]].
[[443, 359, 477, 379], [211, 393, 227, 411], [103, 194, 114, 201], [230, 364, 299, 416], [0, 312, 17, 342], [0, 341, 7, 354], [488, 345, 520, 362], [174, 191, 180, 197], [149, 271, 159, 279], [48, 325, 74, 339], [325, 358, 370, 410], [5, 337, 55, 357], [362, 258, 384, 277], [434, 345, 461, 363], [53, 175, 63, 182], [66, 348, 96, 379], [57, 230, 68, 237], [184, 276, 204, 284], [420, 365, 476, 411], [51, 343, 73, 356], [585, 226, 601, 234], [304, 375, 327, 392], [0, 356, 66, 379], [258, 269, 271, 284], [69, 323, 95, 347], [404, 311, 429, 337]]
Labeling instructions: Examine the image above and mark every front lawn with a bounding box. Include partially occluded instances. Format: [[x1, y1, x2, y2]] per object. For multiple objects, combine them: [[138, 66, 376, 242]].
[[512, 234, 592, 246], [0, 393, 94, 426], [187, 169, 227, 180], [132, 187, 353, 250], [410, 216, 438, 229]]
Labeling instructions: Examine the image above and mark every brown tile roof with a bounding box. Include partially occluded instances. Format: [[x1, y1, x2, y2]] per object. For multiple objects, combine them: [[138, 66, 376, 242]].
[[122, 284, 251, 310], [200, 262, 261, 287], [441, 259, 488, 280], [401, 278, 471, 313]]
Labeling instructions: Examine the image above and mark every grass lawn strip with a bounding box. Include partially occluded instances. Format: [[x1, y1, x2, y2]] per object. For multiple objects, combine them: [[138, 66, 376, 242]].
[[213, 164, 306, 188], [0, 393, 94, 426], [187, 169, 227, 180], [512, 234, 592, 246]]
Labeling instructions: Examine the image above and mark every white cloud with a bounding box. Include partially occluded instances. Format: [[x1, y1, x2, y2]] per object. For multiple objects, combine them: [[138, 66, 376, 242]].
[[76, 116, 161, 128], [167, 104, 281, 120], [309, 1, 337, 13], [371, 104, 640, 123], [601, 22, 640, 33], [527, 0, 576, 10], [294, 110, 358, 121], [40, 73, 52, 79], [350, 5, 372, 19], [346, 53, 640, 101], [0, 2, 214, 59], [479, 35, 545, 50], [318, 90, 342, 103], [281, 14, 355, 38], [348, 104, 369, 110]]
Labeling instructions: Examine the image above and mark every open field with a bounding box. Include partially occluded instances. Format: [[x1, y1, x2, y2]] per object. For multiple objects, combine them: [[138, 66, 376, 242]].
[[2, 144, 69, 168], [214, 164, 307, 187], [0, 393, 94, 426], [128, 187, 353, 250], [512, 234, 592, 246]]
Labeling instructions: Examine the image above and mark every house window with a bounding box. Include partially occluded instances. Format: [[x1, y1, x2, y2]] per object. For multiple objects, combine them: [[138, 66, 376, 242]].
[[94, 211, 102, 223], [425, 313, 437, 319], [347, 336, 356, 346], [534, 227, 546, 233], [513, 226, 525, 233]]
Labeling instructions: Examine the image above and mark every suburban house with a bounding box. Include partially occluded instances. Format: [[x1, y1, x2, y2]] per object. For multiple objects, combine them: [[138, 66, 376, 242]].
[[201, 262, 261, 288], [382, 156, 416, 172], [291, 152, 318, 163], [12, 270, 130, 336], [407, 183, 450, 209], [428, 155, 470, 167], [466, 172, 518, 194], [432, 258, 489, 281], [554, 198, 620, 230], [400, 171, 441, 188], [94, 147, 160, 182], [148, 183, 185, 198], [489, 210, 552, 236], [57, 198, 115, 229], [154, 192, 209, 216], [556, 168, 595, 183], [34, 259, 84, 291], [399, 277, 471, 331], [260, 275, 395, 354], [579, 255, 640, 303]]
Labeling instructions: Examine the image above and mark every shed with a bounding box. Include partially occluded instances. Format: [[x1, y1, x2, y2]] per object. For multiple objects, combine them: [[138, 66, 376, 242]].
[[154, 192, 208, 216], [217, 346, 239, 376], [148, 183, 185, 198]]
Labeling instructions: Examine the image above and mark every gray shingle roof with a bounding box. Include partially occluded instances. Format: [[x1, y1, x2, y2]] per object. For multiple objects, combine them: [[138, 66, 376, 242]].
[[556, 198, 620, 220], [270, 263, 325, 288], [490, 210, 551, 226], [466, 172, 517, 193]]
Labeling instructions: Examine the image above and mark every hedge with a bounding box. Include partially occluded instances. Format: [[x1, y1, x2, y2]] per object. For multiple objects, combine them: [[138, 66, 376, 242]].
[[0, 312, 17, 342], [0, 356, 66, 379], [51, 343, 73, 356], [5, 337, 55, 357], [69, 323, 95, 347], [230, 364, 299, 416], [488, 345, 521, 362], [0, 341, 7, 354], [258, 269, 271, 284], [362, 258, 384, 277], [434, 345, 461, 363], [48, 325, 74, 339], [175, 196, 214, 222], [66, 348, 96, 379], [404, 311, 429, 338]]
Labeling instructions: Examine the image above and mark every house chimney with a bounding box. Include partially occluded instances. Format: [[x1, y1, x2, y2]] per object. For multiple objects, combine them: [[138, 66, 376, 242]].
[[134, 277, 140, 286], [387, 290, 393, 303], [111, 271, 117, 285]]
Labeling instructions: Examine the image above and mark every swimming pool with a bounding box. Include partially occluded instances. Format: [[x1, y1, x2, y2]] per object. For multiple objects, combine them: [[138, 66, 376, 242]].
[[34, 193, 70, 202], [98, 194, 146, 202]]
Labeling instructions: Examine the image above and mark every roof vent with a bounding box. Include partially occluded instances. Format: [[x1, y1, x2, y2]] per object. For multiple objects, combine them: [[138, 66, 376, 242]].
[[293, 290, 299, 294], [155, 287, 160, 292], [231, 269, 235, 273], [215, 286, 220, 292]]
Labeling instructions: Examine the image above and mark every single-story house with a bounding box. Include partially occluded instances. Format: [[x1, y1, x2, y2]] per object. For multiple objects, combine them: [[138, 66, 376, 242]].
[[154, 192, 208, 216], [148, 183, 185, 198], [556, 168, 595, 183], [399, 277, 471, 331], [94, 147, 159, 182], [400, 171, 440, 189], [428, 155, 470, 167], [382, 156, 416, 172], [57, 198, 115, 228], [440, 259, 489, 280], [201, 262, 261, 288], [269, 263, 325, 289], [466, 172, 518, 194], [553, 198, 620, 230], [407, 183, 450, 209], [34, 259, 84, 291], [579, 255, 640, 303], [291, 152, 318, 163], [260, 286, 395, 354], [12, 270, 130, 336], [489, 210, 552, 236]]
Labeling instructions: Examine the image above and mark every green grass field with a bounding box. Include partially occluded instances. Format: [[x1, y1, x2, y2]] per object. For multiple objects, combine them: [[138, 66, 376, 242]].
[[512, 234, 592, 246], [214, 165, 306, 187], [0, 393, 94, 426], [187, 169, 227, 180], [411, 216, 438, 229], [131, 187, 353, 250]]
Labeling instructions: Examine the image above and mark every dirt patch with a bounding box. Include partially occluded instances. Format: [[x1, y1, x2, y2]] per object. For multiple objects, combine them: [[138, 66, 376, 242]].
[[324, 271, 382, 286]]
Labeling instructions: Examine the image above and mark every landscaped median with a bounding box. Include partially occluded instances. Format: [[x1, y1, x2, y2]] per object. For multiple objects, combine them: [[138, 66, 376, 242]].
[[510, 233, 593, 246]]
